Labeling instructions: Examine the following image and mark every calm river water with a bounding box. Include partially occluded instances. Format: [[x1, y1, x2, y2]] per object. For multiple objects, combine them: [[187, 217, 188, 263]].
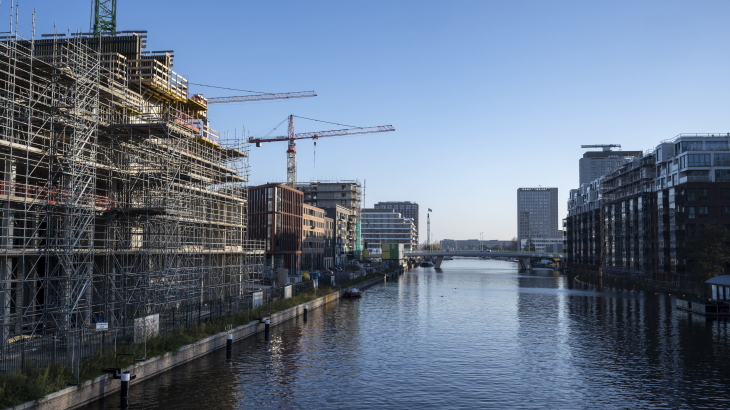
[[82, 259, 730, 409]]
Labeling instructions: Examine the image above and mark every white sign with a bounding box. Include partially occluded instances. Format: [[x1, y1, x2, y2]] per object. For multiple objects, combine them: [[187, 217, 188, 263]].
[[95, 322, 108, 331], [284, 285, 292, 300], [134, 314, 159, 343], [252, 291, 263, 308]]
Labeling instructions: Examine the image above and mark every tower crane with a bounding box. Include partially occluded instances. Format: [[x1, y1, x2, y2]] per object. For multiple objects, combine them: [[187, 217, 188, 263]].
[[249, 115, 395, 188], [190, 91, 316, 109]]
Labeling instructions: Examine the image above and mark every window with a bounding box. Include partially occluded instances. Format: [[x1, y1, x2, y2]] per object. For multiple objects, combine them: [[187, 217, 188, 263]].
[[688, 207, 696, 219], [679, 155, 686, 169], [699, 188, 709, 200], [607, 161, 613, 165], [591, 172, 596, 176], [725, 189, 730, 200], [699, 207, 709, 219], [687, 154, 711, 167], [681, 141, 703, 152], [688, 189, 695, 203], [599, 161, 605, 165], [706, 141, 728, 151], [716, 153, 730, 164], [600, 167, 605, 170], [724, 207, 730, 219], [591, 167, 596, 170], [717, 169, 730, 183]]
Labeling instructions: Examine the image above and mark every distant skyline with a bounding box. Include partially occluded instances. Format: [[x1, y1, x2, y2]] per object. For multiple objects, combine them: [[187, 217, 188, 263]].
[[19, 0, 730, 240]]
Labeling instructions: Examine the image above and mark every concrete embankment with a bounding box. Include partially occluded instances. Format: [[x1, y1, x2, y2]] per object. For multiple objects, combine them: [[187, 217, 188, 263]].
[[6, 270, 402, 410]]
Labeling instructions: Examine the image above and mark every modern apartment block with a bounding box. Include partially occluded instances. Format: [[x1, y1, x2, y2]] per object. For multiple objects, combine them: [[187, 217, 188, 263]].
[[373, 201, 419, 243], [517, 188, 560, 241], [298, 181, 362, 261], [302, 204, 329, 270], [249, 183, 304, 271], [361, 208, 418, 251], [566, 133, 730, 284], [323, 205, 356, 265], [579, 147, 643, 186]]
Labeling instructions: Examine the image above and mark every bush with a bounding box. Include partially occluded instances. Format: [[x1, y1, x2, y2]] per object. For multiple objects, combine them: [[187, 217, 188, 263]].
[[0, 363, 71, 408]]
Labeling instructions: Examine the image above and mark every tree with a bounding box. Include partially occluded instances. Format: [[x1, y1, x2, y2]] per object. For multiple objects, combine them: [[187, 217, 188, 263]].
[[685, 223, 730, 283], [493, 244, 503, 251], [506, 237, 518, 251]]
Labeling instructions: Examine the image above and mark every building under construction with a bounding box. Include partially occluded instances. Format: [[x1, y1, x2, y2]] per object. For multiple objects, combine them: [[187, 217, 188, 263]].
[[0, 30, 264, 352]]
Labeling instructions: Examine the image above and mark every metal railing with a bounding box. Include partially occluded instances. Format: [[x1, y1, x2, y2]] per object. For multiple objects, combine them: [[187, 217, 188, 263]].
[[0, 275, 339, 378]]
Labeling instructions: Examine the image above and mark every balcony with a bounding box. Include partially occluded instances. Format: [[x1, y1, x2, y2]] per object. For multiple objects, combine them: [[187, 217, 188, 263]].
[[688, 162, 711, 167], [715, 160, 730, 166], [680, 175, 712, 183]]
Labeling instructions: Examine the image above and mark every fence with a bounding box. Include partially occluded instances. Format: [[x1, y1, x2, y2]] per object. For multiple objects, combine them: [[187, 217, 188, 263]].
[[0, 274, 340, 378]]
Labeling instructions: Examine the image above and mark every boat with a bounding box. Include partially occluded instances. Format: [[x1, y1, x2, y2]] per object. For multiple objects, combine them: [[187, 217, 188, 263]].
[[420, 261, 434, 267], [345, 288, 362, 298], [443, 256, 454, 261]]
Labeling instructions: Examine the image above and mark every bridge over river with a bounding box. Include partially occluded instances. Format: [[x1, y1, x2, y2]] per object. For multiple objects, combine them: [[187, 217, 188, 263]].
[[404, 251, 564, 269]]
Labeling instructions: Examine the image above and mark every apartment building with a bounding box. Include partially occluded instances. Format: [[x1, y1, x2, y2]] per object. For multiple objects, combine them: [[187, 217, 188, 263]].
[[249, 183, 304, 271], [566, 133, 730, 284], [361, 208, 418, 251], [302, 204, 328, 271], [323, 205, 356, 265], [298, 181, 362, 260], [517, 188, 560, 241]]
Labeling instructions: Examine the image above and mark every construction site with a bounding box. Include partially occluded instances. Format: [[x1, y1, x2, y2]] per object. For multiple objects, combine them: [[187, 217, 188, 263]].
[[0, 9, 271, 374]]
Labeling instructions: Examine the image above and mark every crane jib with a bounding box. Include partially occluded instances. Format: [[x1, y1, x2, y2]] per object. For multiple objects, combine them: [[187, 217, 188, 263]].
[[248, 125, 395, 143]]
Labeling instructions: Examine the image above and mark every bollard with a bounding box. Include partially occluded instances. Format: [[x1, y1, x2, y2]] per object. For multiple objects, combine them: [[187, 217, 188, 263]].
[[303, 305, 308, 322], [120, 373, 130, 409], [226, 333, 233, 361], [264, 319, 270, 340]]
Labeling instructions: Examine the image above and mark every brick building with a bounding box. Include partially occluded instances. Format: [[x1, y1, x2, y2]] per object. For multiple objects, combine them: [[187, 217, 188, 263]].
[[249, 183, 303, 271]]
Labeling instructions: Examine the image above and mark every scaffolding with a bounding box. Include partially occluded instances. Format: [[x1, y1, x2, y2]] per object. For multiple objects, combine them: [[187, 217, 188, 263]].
[[0, 29, 264, 366]]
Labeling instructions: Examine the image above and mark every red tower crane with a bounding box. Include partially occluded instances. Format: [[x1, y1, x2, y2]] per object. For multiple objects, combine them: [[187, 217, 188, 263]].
[[249, 115, 395, 188]]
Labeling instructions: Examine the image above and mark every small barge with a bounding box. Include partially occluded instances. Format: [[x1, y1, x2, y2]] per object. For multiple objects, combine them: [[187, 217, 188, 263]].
[[676, 275, 730, 316]]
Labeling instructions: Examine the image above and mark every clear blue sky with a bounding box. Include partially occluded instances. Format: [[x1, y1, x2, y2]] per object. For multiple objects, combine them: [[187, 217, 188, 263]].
[[17, 0, 730, 241]]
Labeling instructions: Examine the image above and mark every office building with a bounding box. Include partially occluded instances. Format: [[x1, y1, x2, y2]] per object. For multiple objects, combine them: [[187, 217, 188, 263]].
[[373, 201, 419, 243], [517, 188, 560, 241], [361, 208, 418, 251]]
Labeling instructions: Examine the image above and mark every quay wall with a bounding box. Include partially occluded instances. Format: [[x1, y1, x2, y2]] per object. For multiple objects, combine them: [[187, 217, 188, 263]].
[[6, 270, 401, 410]]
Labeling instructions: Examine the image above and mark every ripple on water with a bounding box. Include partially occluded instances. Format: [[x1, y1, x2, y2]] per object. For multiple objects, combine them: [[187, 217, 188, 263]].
[[80, 260, 730, 409]]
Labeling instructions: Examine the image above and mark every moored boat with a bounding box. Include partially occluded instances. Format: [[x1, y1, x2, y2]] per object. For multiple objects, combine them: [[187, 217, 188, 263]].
[[345, 288, 362, 298]]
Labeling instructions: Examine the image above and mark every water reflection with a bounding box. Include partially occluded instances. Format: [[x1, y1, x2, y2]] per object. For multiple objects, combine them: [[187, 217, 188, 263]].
[[82, 259, 730, 409]]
